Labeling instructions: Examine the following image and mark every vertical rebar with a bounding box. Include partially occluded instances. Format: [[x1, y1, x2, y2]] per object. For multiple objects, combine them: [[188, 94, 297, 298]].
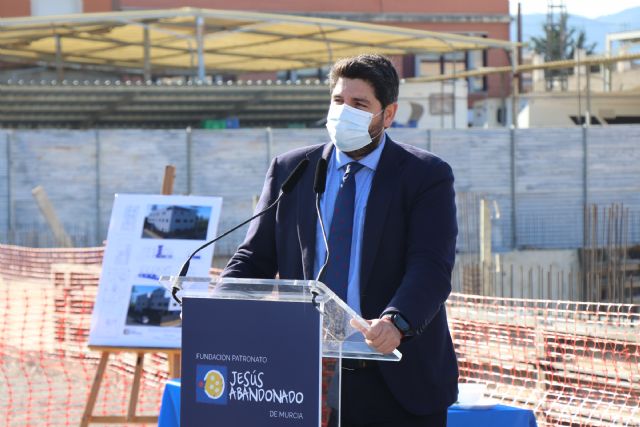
[[510, 264, 514, 298]]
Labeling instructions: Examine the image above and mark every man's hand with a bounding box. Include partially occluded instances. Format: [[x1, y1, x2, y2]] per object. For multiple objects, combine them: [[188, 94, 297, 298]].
[[351, 318, 402, 354]]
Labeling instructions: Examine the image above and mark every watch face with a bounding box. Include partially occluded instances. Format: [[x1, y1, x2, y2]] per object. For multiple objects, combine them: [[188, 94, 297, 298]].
[[393, 314, 410, 333]]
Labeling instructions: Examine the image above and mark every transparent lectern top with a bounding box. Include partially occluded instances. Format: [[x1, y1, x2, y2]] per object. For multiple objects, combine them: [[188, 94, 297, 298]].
[[160, 276, 401, 362]]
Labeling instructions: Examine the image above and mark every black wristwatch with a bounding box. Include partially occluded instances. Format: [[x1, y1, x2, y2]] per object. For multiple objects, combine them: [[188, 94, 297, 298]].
[[383, 312, 414, 337]]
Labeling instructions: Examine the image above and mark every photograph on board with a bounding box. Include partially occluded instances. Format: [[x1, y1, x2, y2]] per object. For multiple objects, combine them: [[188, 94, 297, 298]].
[[126, 284, 181, 327], [141, 204, 211, 240]]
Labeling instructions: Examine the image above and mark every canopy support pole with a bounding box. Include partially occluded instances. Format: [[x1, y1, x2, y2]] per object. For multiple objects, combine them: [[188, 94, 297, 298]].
[[510, 47, 519, 129], [196, 16, 205, 81], [143, 25, 151, 81], [55, 35, 64, 81]]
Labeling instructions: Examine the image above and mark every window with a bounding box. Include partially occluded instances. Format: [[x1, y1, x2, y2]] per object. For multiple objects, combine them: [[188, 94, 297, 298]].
[[415, 34, 489, 93], [467, 50, 488, 92], [31, 0, 82, 16], [429, 94, 454, 115]]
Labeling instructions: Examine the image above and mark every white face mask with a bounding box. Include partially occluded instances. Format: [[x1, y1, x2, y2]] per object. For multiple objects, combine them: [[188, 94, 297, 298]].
[[325, 103, 383, 153]]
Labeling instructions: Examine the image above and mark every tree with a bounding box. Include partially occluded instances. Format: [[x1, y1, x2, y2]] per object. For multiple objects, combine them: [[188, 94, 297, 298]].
[[530, 11, 597, 90]]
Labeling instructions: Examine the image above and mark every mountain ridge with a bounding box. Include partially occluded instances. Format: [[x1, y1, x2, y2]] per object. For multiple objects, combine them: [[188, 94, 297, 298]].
[[511, 6, 640, 53]]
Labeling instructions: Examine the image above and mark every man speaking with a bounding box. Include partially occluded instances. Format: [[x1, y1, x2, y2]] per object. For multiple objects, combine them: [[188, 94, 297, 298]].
[[222, 54, 458, 427]]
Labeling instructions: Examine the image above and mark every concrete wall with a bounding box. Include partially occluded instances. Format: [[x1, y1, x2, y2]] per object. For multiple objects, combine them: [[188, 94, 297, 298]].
[[520, 94, 640, 127], [495, 249, 581, 300], [1, 126, 640, 256], [452, 249, 583, 300]]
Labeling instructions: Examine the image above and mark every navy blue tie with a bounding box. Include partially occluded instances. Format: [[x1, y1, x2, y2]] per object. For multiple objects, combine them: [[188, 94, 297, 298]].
[[324, 162, 364, 302]]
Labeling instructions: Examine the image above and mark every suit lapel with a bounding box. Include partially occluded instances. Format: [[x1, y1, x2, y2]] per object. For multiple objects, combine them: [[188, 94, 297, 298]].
[[297, 143, 334, 280], [360, 139, 404, 293]]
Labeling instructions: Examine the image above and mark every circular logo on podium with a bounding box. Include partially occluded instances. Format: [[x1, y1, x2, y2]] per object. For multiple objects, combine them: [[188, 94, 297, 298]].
[[203, 369, 225, 399]]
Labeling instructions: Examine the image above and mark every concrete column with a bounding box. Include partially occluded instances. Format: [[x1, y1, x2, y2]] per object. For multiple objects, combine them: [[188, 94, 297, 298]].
[[480, 198, 493, 295]]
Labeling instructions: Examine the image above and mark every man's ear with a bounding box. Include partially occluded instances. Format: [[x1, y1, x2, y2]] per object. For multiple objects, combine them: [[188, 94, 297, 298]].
[[383, 103, 399, 128]]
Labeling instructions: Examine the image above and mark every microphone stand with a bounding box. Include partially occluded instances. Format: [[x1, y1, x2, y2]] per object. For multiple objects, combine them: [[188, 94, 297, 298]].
[[171, 193, 284, 305], [171, 158, 310, 304]]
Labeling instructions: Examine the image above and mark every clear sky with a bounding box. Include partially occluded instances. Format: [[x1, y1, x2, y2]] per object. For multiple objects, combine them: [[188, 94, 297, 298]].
[[510, 0, 640, 18]]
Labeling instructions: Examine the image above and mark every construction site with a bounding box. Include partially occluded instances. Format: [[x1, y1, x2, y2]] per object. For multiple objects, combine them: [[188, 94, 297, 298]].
[[0, 1, 639, 426]]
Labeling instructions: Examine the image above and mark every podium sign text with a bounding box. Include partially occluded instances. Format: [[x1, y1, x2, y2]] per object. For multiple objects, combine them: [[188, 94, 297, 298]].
[[181, 297, 321, 426]]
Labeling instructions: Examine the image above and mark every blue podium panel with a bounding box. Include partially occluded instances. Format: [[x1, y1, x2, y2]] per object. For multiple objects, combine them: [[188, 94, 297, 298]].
[[161, 382, 539, 427], [448, 404, 538, 427], [158, 379, 181, 427], [181, 298, 321, 427]]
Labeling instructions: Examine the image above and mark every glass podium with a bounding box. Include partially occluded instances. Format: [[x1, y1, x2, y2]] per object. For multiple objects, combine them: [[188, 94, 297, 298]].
[[160, 275, 401, 426]]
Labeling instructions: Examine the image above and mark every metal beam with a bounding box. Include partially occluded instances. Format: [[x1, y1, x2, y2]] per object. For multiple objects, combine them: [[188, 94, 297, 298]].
[[290, 12, 511, 24], [408, 52, 640, 83]]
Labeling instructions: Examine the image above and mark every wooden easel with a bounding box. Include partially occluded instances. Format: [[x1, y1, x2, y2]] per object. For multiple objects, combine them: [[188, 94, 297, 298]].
[[81, 165, 181, 426], [80, 346, 180, 426]]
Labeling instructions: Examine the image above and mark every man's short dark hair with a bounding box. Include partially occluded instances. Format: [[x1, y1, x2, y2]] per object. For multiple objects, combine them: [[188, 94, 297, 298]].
[[328, 54, 399, 108]]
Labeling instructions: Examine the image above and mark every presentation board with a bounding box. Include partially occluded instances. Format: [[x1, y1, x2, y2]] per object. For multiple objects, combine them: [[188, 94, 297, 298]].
[[88, 194, 222, 348]]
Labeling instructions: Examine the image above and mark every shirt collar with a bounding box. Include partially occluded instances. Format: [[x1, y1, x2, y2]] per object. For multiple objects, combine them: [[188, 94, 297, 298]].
[[334, 132, 386, 172]]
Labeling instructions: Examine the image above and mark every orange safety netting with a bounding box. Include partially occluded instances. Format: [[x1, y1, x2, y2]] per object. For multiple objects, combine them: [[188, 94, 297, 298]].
[[1, 244, 639, 426], [449, 295, 639, 426]]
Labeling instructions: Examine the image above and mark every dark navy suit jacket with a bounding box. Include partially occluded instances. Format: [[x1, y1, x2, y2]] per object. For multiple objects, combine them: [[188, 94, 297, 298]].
[[222, 136, 459, 414]]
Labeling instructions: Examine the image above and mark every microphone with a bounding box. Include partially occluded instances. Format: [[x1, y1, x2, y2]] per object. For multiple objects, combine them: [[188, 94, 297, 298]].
[[282, 159, 310, 194], [171, 158, 310, 304], [313, 157, 328, 194], [313, 158, 330, 282]]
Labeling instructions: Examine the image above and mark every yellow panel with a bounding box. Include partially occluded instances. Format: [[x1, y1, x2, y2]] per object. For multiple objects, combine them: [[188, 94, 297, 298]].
[[0, 29, 52, 43], [0, 49, 39, 59], [153, 53, 241, 65], [255, 22, 343, 37], [202, 16, 258, 30], [152, 54, 200, 67], [92, 45, 145, 60], [29, 37, 117, 53], [152, 24, 194, 38], [320, 29, 405, 45], [107, 26, 145, 40], [219, 38, 346, 58], [202, 32, 281, 50], [115, 47, 186, 62], [154, 36, 193, 50]]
